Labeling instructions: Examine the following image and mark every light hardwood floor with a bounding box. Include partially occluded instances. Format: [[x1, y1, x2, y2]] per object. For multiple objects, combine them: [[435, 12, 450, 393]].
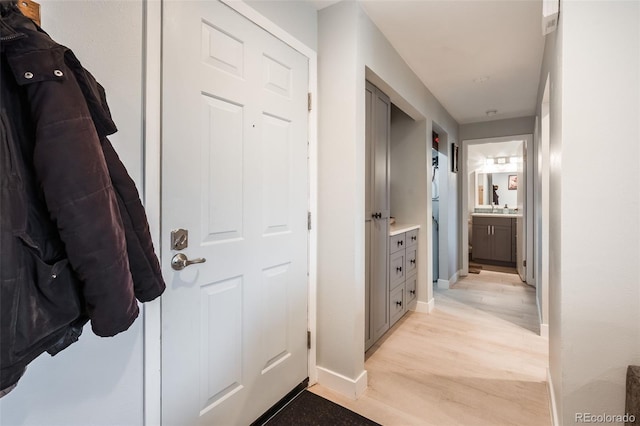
[[309, 270, 551, 426]]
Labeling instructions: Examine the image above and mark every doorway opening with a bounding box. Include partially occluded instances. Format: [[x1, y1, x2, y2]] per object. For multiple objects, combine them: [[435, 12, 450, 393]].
[[431, 122, 454, 290], [462, 135, 532, 284]]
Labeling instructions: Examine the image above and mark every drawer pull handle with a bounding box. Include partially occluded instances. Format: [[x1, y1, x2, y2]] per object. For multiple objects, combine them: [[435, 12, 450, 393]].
[[410, 290, 416, 295], [397, 240, 403, 247], [410, 259, 416, 265], [396, 301, 402, 307], [411, 236, 416, 241], [396, 266, 402, 273]]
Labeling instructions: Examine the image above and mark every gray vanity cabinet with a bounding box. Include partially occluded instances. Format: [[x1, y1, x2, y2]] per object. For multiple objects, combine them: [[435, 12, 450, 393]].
[[472, 216, 514, 263], [365, 82, 390, 351]]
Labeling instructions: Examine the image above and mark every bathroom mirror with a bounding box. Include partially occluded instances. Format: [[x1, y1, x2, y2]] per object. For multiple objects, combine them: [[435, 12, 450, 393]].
[[475, 172, 517, 208], [475, 172, 490, 206]]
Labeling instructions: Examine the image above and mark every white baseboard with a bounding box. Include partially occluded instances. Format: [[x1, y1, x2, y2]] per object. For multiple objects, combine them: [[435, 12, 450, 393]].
[[437, 279, 449, 289], [536, 296, 549, 339], [414, 298, 435, 313], [316, 366, 368, 400], [540, 323, 549, 339], [450, 271, 460, 285], [547, 368, 559, 426]]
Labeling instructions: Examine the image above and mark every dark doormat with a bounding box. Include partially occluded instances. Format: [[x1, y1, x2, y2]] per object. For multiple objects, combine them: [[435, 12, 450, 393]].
[[264, 390, 381, 426]]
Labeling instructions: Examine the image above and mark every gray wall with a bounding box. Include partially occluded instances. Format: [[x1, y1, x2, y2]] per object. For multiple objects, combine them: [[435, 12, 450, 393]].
[[317, 0, 459, 395], [0, 1, 146, 425], [317, 1, 363, 384], [444, 134, 460, 280], [460, 116, 535, 142], [539, 1, 640, 424], [390, 106, 429, 296]]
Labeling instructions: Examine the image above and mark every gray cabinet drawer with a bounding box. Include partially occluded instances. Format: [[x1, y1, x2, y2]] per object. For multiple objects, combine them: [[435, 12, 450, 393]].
[[389, 285, 405, 326], [389, 251, 405, 290], [386, 227, 419, 331], [405, 247, 417, 275], [406, 229, 418, 247], [406, 273, 417, 304], [389, 233, 406, 254]]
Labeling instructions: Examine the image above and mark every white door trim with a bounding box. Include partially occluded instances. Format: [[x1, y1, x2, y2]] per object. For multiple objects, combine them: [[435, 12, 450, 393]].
[[143, 1, 162, 425], [142, 1, 318, 424]]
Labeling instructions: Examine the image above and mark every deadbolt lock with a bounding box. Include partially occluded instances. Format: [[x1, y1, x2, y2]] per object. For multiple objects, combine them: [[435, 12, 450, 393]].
[[171, 229, 189, 250]]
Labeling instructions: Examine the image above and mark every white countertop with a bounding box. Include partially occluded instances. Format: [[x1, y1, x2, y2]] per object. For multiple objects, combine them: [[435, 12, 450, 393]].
[[471, 213, 522, 218], [390, 223, 420, 236]]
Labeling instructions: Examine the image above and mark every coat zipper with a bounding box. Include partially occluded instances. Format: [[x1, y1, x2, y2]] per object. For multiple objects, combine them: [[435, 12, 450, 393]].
[[1, 33, 21, 41], [0, 17, 27, 42]]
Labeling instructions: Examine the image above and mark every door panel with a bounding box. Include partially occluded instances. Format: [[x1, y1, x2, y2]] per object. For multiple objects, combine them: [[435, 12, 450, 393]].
[[373, 91, 390, 218], [161, 2, 309, 424], [492, 224, 513, 262], [472, 224, 491, 260], [199, 277, 243, 411], [365, 83, 390, 349], [201, 94, 244, 242]]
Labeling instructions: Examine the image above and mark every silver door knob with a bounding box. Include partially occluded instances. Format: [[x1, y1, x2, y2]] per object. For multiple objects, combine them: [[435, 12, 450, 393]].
[[171, 253, 206, 271]]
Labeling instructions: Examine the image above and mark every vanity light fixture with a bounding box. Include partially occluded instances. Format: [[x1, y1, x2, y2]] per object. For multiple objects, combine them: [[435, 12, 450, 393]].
[[485, 158, 495, 165], [497, 157, 507, 164]]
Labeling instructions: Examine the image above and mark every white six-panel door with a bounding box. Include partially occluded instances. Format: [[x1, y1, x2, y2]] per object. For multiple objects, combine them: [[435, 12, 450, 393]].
[[161, 1, 309, 424]]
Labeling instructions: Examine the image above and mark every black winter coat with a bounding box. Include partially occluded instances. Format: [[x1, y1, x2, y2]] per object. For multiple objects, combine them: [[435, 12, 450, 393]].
[[0, 9, 165, 395]]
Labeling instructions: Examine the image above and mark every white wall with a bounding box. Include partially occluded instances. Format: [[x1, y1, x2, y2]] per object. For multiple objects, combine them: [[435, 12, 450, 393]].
[[540, 1, 640, 424], [244, 0, 317, 50], [460, 116, 535, 141], [317, 0, 458, 397], [535, 3, 563, 420], [0, 2, 146, 425]]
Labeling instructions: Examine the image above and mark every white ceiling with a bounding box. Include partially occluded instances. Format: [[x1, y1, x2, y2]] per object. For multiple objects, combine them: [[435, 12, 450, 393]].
[[315, 0, 546, 125]]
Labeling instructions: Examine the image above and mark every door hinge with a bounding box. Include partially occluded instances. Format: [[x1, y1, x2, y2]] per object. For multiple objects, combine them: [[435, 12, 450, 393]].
[[308, 93, 312, 112], [307, 330, 311, 349], [523, 260, 527, 267], [308, 211, 312, 230]]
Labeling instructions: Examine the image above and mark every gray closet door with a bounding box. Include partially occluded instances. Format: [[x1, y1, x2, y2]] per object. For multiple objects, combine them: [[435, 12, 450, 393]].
[[365, 82, 390, 351]]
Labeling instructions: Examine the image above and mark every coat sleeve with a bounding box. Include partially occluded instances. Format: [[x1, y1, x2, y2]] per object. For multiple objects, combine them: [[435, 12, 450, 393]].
[[7, 47, 139, 337], [101, 138, 166, 302]]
